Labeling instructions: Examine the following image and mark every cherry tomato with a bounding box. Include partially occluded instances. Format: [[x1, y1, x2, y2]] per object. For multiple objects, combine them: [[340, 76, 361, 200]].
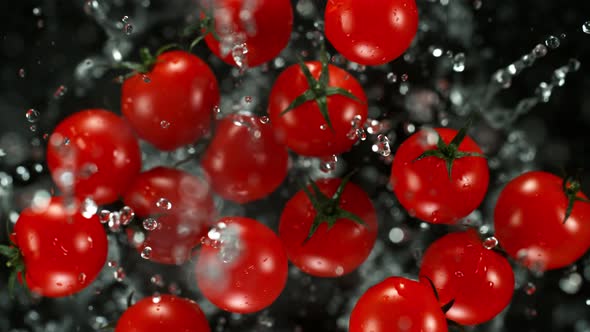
[[12, 197, 108, 297], [268, 61, 367, 157], [325, 0, 419, 66], [201, 113, 289, 204], [349, 277, 448, 332], [123, 167, 216, 265], [196, 216, 288, 313], [279, 178, 377, 277], [391, 128, 489, 224], [494, 171, 590, 271], [122, 50, 219, 151], [203, 0, 293, 68], [419, 230, 515, 325], [115, 294, 210, 332], [46, 109, 141, 205]]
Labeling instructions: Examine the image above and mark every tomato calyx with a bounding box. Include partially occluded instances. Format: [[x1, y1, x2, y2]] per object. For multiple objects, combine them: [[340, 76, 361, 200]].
[[420, 275, 456, 314], [281, 43, 363, 132], [301, 173, 366, 243], [118, 44, 180, 76], [188, 4, 220, 51], [562, 175, 590, 223], [414, 119, 486, 179], [0, 243, 28, 296]]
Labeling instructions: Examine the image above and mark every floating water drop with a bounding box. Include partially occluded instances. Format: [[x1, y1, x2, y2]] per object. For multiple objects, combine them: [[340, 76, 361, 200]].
[[150, 274, 164, 287], [152, 292, 162, 303], [32, 7, 42, 16], [160, 120, 170, 129], [545, 35, 560, 49], [18, 68, 25, 78], [124, 23, 134, 35], [372, 134, 391, 157], [143, 218, 159, 231], [452, 53, 466, 72], [532, 44, 548, 58], [525, 282, 536, 295], [319, 155, 338, 173], [141, 246, 152, 259], [401, 73, 409, 82], [98, 210, 110, 224], [259, 116, 270, 124], [386, 72, 397, 83], [142, 74, 151, 83], [483, 236, 498, 249], [583, 21, 590, 34], [53, 85, 67, 99], [114, 267, 126, 282], [156, 198, 172, 210], [81, 198, 98, 219], [26, 109, 40, 123], [119, 206, 135, 225]]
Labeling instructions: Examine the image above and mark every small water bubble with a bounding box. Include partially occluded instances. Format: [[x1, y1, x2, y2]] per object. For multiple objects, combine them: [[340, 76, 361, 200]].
[[108, 211, 122, 232], [372, 134, 391, 157], [29, 125, 37, 132], [259, 116, 270, 124], [159, 120, 170, 129], [335, 266, 344, 276], [535, 82, 552, 102], [545, 35, 560, 49], [525, 282, 536, 295], [152, 292, 161, 303], [142, 74, 151, 83], [244, 96, 253, 103], [453, 53, 466, 72], [386, 72, 397, 83], [81, 198, 98, 219], [532, 44, 548, 58], [18, 68, 26, 78], [119, 206, 135, 225], [560, 273, 583, 294], [401, 73, 409, 82], [53, 85, 67, 99], [32, 7, 42, 16], [483, 236, 498, 249], [141, 246, 152, 259], [583, 21, 590, 34], [493, 69, 512, 88], [568, 58, 581, 71], [114, 267, 126, 282], [98, 210, 110, 224], [122, 15, 129, 23], [124, 23, 134, 35], [107, 260, 117, 268], [78, 273, 87, 284], [232, 43, 249, 70], [319, 155, 338, 173], [150, 274, 165, 287], [143, 218, 158, 231], [156, 198, 172, 210]]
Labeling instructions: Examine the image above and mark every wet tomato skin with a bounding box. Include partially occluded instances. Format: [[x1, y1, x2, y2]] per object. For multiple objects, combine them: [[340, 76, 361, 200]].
[[419, 230, 515, 325], [14, 197, 108, 297], [123, 167, 216, 265], [202, 113, 289, 204], [325, 0, 419, 66], [494, 171, 590, 270], [203, 0, 293, 68], [268, 61, 367, 157], [349, 277, 448, 332], [279, 178, 377, 277], [196, 217, 288, 314], [115, 294, 210, 332], [122, 50, 219, 151], [391, 128, 489, 224], [46, 109, 141, 205]]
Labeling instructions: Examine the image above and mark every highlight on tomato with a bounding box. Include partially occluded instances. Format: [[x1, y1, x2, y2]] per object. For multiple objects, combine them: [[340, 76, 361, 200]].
[[0, 197, 108, 297], [123, 167, 216, 265], [196, 216, 288, 314], [494, 171, 590, 271], [279, 176, 377, 277], [419, 229, 515, 326], [46, 109, 142, 205]]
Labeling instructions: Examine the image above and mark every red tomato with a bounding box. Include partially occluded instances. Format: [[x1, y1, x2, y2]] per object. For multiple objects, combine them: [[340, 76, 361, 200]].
[[123, 167, 216, 265], [202, 0, 293, 68], [279, 178, 377, 277], [196, 216, 288, 313], [391, 128, 489, 224], [419, 230, 515, 325], [122, 50, 219, 151], [349, 277, 448, 332], [115, 294, 210, 332], [268, 61, 368, 157], [12, 197, 108, 297], [201, 113, 289, 204], [325, 0, 419, 66], [46, 109, 141, 205], [494, 171, 590, 271]]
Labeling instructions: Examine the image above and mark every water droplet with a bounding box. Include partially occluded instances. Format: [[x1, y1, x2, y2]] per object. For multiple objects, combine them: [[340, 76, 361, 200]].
[[544, 35, 560, 49], [483, 236, 498, 249], [141, 246, 152, 259], [568, 58, 581, 71], [320, 124, 327, 130], [53, 85, 67, 99], [32, 7, 42, 16], [81, 198, 98, 219], [142, 74, 151, 83], [583, 21, 590, 34], [107, 211, 122, 232], [259, 116, 270, 124], [532, 44, 548, 58], [335, 266, 344, 276], [454, 271, 464, 278], [386, 72, 397, 83], [107, 260, 117, 267], [78, 273, 87, 284], [453, 53, 466, 72], [160, 120, 170, 129], [525, 282, 536, 295], [29, 125, 37, 132], [372, 134, 391, 157], [152, 292, 161, 303], [121, 15, 129, 23], [114, 267, 126, 282], [559, 273, 583, 294], [143, 218, 158, 231], [25, 109, 40, 123], [18, 68, 25, 78], [401, 73, 409, 82], [319, 155, 338, 173], [150, 274, 164, 287], [213, 105, 222, 119], [156, 198, 172, 210], [232, 43, 249, 70], [119, 206, 135, 225], [493, 69, 512, 88], [98, 210, 110, 224], [244, 96, 253, 103]]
